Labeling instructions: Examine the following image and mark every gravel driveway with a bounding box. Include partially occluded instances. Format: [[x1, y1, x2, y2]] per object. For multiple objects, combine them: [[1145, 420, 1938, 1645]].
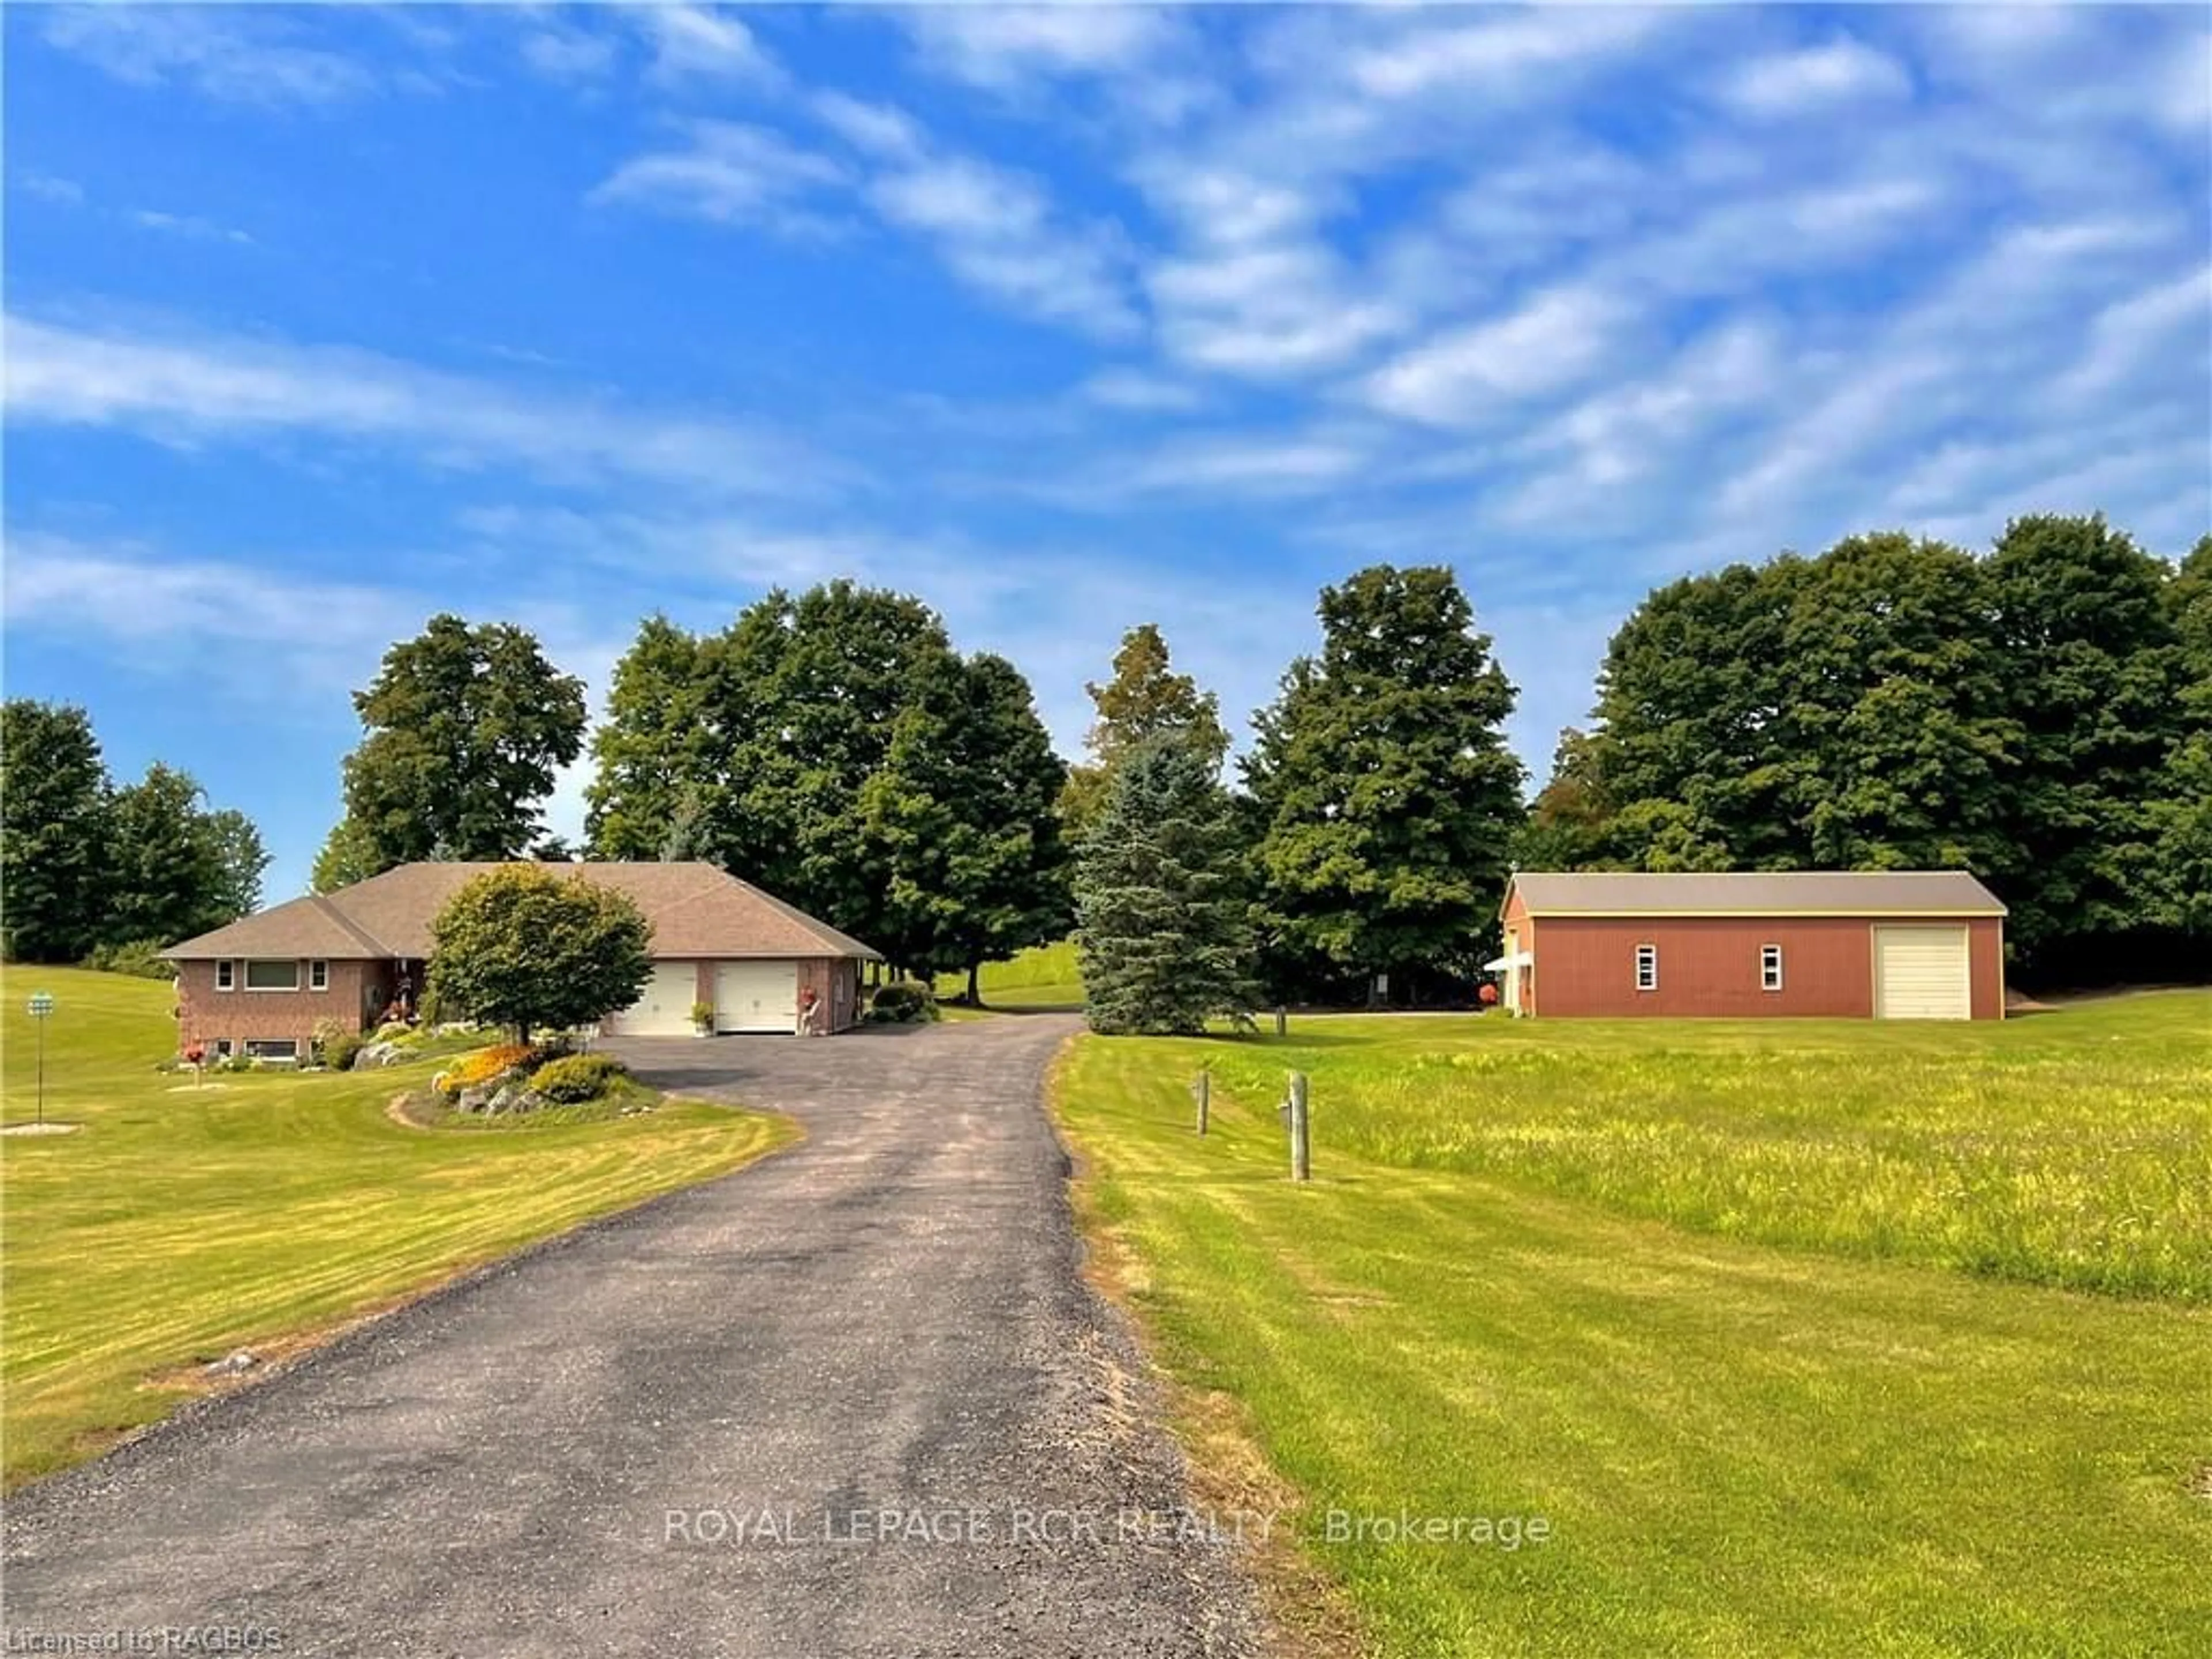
[[2, 1015, 1264, 1657]]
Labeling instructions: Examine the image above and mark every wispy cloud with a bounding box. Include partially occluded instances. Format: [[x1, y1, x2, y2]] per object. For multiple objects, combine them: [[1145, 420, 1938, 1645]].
[[1718, 36, 1912, 119], [600, 99, 1141, 338], [898, 6, 1181, 90], [590, 120, 851, 236], [4, 313, 841, 502], [127, 208, 255, 245], [635, 4, 781, 87], [1362, 286, 1635, 427], [40, 6, 376, 107]]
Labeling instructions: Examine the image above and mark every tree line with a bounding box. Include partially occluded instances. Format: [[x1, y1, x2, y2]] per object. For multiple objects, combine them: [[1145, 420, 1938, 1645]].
[[0, 701, 270, 967], [1518, 516, 2211, 980], [43, 506, 2191, 1013]]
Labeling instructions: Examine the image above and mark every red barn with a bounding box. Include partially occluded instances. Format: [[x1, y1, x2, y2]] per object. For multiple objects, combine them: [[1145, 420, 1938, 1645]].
[[1494, 871, 2007, 1020]]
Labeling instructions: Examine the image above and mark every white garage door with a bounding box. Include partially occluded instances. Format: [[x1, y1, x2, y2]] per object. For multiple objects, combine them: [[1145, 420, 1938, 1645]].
[[1874, 926, 1971, 1020], [715, 960, 798, 1034], [615, 962, 698, 1037]]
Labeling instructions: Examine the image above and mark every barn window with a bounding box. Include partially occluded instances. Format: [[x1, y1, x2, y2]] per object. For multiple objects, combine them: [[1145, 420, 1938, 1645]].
[[1760, 944, 1784, 991], [216, 960, 235, 992], [1634, 944, 1658, 992]]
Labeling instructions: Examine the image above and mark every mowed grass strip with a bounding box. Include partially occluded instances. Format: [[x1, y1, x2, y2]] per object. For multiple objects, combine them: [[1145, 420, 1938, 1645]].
[[2, 967, 795, 1486], [1054, 1001, 2212, 1658], [937, 937, 1084, 1007], [1188, 994, 2212, 1301]]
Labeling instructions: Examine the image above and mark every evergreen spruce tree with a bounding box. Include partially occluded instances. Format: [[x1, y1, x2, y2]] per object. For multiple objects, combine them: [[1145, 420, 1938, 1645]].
[[1074, 738, 1257, 1036]]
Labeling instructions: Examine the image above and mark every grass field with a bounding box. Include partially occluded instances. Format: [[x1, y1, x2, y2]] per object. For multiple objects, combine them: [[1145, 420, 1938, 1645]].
[[936, 937, 1083, 1007], [1, 967, 796, 1486], [1054, 994, 2212, 1657]]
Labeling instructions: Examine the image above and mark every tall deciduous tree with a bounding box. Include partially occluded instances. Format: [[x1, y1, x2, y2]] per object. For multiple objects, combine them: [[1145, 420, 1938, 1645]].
[[426, 866, 652, 1043], [584, 615, 709, 861], [1244, 565, 1524, 1000], [0, 700, 114, 961], [1075, 738, 1257, 1035], [1060, 624, 1229, 842], [863, 652, 1069, 995], [312, 815, 383, 893], [1513, 728, 1618, 872], [2147, 534, 2212, 939], [108, 764, 268, 944], [342, 614, 586, 870], [584, 581, 997, 957], [1985, 514, 2185, 964]]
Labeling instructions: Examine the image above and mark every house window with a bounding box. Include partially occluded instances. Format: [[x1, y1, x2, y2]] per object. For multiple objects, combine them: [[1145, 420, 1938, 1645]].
[[310, 960, 329, 991], [1634, 944, 1659, 992], [213, 1039, 233, 1058], [244, 1038, 299, 1062], [244, 959, 301, 992], [1760, 944, 1784, 992], [216, 960, 235, 992]]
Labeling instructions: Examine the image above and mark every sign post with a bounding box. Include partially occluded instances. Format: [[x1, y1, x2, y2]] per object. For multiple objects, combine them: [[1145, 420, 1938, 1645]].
[[25, 991, 55, 1127]]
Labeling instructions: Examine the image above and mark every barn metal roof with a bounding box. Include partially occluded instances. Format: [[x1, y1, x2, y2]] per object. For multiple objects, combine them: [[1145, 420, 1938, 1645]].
[[1504, 870, 2008, 918], [165, 862, 883, 961]]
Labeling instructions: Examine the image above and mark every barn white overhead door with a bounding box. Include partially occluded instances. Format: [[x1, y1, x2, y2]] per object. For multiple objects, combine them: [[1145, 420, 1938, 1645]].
[[616, 962, 698, 1037], [1874, 926, 1971, 1020], [715, 960, 798, 1034]]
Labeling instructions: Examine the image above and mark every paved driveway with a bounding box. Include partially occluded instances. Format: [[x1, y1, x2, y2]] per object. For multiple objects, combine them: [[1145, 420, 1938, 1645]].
[[2, 1016, 1262, 1657]]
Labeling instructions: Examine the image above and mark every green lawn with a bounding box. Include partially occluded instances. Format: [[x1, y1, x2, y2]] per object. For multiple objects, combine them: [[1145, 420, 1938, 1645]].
[[1, 967, 796, 1486], [1054, 995, 2212, 1657], [936, 937, 1083, 1007]]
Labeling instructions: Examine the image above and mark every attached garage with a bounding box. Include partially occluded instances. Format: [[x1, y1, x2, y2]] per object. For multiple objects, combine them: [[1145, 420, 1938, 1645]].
[[714, 960, 798, 1033], [1873, 925, 1973, 1020], [613, 961, 700, 1036], [1497, 870, 2006, 1020]]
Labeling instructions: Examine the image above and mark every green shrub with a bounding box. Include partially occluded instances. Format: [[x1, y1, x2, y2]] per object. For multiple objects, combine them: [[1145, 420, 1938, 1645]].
[[867, 979, 940, 1024], [528, 1052, 630, 1103], [323, 1032, 366, 1071], [82, 938, 175, 980]]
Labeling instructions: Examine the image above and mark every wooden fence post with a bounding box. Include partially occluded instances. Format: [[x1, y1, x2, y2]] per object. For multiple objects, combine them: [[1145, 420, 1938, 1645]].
[[1194, 1069, 1210, 1135], [1289, 1070, 1310, 1182], [1274, 1005, 1287, 1037]]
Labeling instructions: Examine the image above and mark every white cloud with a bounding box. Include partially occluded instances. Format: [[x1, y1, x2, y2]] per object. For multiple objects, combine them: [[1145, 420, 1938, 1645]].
[[590, 121, 850, 236], [518, 24, 619, 85], [900, 6, 1179, 89], [2, 533, 422, 690], [3, 313, 838, 502], [601, 99, 1140, 338], [1078, 368, 1204, 413], [1719, 36, 1912, 119], [1362, 286, 1635, 427], [127, 208, 255, 245], [14, 171, 86, 204], [40, 6, 375, 107], [2052, 263, 2212, 403], [635, 5, 780, 86]]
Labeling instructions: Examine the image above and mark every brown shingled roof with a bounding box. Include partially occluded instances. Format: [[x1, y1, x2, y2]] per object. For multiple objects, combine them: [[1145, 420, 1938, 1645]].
[[164, 862, 882, 961], [1504, 870, 2006, 917]]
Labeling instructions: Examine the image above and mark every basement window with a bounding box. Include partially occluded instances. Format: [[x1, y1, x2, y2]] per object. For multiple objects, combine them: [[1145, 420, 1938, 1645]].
[[213, 1039, 233, 1058], [215, 960, 234, 992], [310, 960, 329, 991], [1635, 944, 1658, 993], [244, 960, 301, 992], [1760, 944, 1785, 992], [244, 1039, 299, 1063]]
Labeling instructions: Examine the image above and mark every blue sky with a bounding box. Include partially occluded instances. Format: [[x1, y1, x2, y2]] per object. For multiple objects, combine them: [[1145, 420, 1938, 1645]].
[[6, 3, 2210, 902]]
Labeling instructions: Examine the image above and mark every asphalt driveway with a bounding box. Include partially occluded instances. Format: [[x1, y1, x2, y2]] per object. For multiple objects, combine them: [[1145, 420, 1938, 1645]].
[[2, 1014, 1263, 1657]]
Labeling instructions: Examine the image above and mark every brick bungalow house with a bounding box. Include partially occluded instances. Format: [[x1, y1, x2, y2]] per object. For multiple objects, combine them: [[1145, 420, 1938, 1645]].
[[164, 861, 882, 1060], [1494, 870, 2007, 1020]]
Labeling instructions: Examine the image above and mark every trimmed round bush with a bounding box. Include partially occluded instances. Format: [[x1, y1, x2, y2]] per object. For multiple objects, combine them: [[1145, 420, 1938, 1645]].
[[867, 979, 940, 1024], [528, 1052, 630, 1104]]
